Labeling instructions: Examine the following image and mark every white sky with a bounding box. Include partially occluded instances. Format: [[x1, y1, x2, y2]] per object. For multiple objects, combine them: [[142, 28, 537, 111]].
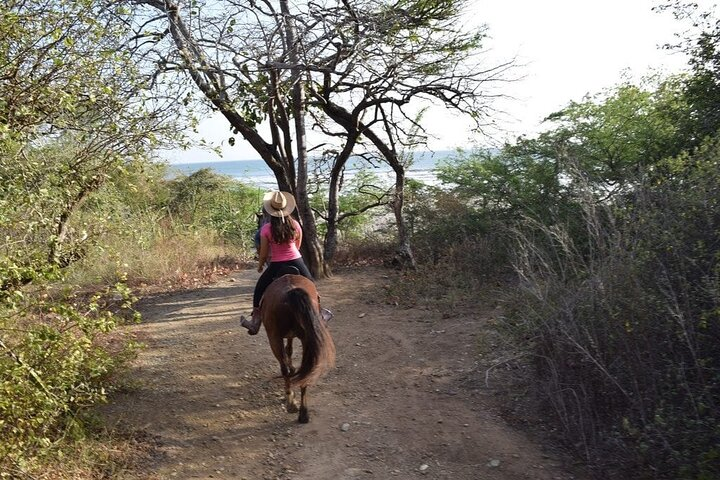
[[162, 0, 716, 164]]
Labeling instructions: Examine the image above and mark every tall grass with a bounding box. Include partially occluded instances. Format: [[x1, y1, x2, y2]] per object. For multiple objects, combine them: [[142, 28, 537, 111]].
[[505, 149, 720, 478], [394, 143, 720, 477], [66, 229, 251, 290]]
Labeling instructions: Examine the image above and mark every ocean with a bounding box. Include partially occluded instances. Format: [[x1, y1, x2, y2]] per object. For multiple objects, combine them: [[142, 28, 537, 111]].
[[166, 150, 456, 190]]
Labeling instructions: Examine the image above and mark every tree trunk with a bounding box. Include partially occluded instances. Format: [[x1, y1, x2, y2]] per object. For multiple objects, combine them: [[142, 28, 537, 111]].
[[280, 0, 328, 277], [324, 168, 342, 265], [313, 98, 416, 269], [152, 0, 330, 276], [323, 139, 356, 265], [390, 166, 416, 269]]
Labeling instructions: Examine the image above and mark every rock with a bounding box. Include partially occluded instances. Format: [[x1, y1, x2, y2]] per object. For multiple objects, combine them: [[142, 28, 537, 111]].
[[419, 464, 429, 472], [340, 422, 351, 432], [488, 459, 501, 468], [358, 313, 366, 318]]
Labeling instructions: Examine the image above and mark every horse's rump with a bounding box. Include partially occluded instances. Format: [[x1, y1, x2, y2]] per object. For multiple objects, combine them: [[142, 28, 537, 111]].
[[263, 275, 335, 388]]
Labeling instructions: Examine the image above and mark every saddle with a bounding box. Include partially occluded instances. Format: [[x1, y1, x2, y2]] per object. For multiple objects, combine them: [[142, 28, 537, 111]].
[[264, 265, 333, 322], [275, 265, 301, 277]]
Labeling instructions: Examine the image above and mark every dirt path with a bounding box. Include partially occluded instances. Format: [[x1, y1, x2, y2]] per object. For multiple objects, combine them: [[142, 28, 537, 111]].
[[102, 267, 585, 480]]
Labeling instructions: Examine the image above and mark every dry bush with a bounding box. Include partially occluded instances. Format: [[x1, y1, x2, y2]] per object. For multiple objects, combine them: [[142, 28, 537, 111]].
[[331, 233, 397, 268], [66, 230, 252, 292], [378, 233, 509, 309], [390, 185, 513, 308], [505, 151, 720, 478]]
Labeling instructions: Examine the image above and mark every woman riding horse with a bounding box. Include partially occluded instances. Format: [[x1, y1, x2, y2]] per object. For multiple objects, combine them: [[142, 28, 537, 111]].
[[241, 191, 314, 335], [240, 191, 335, 422]]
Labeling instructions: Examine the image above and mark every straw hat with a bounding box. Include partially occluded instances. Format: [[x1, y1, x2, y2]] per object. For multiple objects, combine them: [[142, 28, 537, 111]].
[[262, 191, 296, 219]]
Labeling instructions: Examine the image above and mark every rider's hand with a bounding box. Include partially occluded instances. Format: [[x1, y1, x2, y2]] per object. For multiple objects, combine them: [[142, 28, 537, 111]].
[[257, 264, 263, 273]]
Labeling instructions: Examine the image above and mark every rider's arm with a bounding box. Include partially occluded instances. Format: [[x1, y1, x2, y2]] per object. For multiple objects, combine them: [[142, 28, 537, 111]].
[[258, 235, 269, 272], [295, 221, 303, 251]]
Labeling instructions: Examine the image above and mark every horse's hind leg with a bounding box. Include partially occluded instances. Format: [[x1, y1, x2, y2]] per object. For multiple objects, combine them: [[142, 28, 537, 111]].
[[298, 386, 309, 423], [269, 337, 298, 413], [284, 338, 295, 376]]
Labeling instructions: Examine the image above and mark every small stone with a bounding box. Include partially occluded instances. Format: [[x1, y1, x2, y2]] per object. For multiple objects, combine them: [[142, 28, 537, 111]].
[[340, 423, 351, 432], [358, 313, 366, 318], [488, 459, 501, 468], [419, 464, 429, 472]]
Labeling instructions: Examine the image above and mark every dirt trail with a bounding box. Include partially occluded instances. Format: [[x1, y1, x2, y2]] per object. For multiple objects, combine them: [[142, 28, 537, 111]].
[[102, 267, 585, 480]]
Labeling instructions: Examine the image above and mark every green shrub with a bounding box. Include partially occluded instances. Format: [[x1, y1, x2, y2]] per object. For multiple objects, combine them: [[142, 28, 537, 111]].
[[0, 283, 138, 476], [165, 168, 262, 247], [64, 164, 259, 288]]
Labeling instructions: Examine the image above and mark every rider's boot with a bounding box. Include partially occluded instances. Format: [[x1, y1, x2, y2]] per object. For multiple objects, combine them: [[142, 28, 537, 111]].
[[240, 307, 262, 335], [317, 295, 333, 322], [321, 307, 333, 322]]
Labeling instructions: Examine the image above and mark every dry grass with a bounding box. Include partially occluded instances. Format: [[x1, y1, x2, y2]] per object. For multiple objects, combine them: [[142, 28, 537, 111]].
[[66, 231, 253, 292], [505, 184, 720, 478], [4, 427, 158, 480]]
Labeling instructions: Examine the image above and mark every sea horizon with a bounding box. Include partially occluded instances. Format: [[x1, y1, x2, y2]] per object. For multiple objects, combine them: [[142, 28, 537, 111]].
[[165, 150, 459, 189]]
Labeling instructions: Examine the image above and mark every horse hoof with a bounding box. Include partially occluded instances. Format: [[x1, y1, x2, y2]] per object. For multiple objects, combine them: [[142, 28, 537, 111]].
[[287, 402, 299, 413], [298, 407, 309, 424]]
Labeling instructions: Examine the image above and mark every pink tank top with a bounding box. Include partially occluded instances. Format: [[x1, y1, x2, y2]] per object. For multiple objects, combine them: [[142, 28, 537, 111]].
[[260, 219, 302, 262]]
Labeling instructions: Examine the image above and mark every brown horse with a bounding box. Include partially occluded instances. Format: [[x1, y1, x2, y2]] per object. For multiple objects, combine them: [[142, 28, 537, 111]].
[[259, 274, 335, 423]]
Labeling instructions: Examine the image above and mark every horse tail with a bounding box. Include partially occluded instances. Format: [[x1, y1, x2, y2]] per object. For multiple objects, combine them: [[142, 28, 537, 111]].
[[286, 287, 336, 389]]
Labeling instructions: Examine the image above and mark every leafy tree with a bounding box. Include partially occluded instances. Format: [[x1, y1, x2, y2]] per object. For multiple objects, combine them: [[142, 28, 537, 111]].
[[537, 78, 690, 197], [437, 147, 568, 224], [127, 0, 512, 273], [657, 1, 720, 145], [0, 1, 183, 469], [1, 0, 183, 294], [299, 0, 512, 268], [437, 76, 691, 228]]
